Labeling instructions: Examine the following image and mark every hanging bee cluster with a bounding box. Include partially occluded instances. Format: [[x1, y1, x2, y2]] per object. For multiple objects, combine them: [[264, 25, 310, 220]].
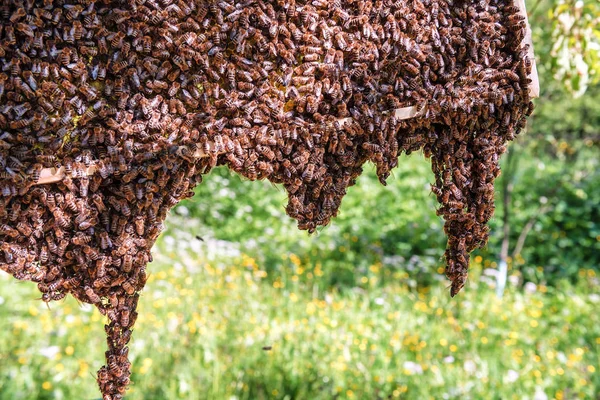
[[0, 0, 534, 398]]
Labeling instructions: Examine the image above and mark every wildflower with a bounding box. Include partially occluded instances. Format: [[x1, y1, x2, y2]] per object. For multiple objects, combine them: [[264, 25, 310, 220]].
[[464, 360, 476, 374], [505, 369, 519, 383], [588, 365, 596, 373], [403, 361, 423, 375], [533, 387, 548, 400], [524, 282, 537, 293], [289, 254, 301, 266], [78, 361, 89, 378], [39, 346, 60, 359], [42, 382, 52, 390]]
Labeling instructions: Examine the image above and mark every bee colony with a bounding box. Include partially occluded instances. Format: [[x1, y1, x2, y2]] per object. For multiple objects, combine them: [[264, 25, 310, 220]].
[[0, 0, 537, 398]]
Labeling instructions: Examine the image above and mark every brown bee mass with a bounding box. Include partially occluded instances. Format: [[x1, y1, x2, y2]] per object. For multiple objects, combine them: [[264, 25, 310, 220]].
[[0, 0, 535, 398]]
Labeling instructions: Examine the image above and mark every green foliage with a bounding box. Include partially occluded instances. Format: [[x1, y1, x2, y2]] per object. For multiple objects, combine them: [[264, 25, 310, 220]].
[[1, 238, 599, 400], [548, 0, 600, 96], [529, 0, 600, 97], [487, 138, 600, 283]]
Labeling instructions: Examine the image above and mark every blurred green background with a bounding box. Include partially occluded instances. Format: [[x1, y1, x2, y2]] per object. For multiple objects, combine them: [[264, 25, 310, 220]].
[[1, 1, 599, 399]]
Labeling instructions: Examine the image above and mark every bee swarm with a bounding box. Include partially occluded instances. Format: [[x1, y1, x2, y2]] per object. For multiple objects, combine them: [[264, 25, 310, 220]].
[[0, 0, 535, 398]]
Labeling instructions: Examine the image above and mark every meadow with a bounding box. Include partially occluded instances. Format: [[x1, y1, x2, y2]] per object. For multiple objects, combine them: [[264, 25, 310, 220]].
[[1, 214, 599, 399]]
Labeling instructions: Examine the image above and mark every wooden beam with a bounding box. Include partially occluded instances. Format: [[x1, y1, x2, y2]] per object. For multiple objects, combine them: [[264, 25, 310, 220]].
[[37, 165, 97, 185], [516, 0, 540, 99]]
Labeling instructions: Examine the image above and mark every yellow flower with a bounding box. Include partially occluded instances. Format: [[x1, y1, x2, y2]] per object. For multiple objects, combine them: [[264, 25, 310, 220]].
[[42, 382, 52, 390], [440, 338, 448, 347], [65, 346, 74, 356], [156, 270, 167, 280], [289, 254, 301, 266], [530, 320, 539, 328], [78, 361, 89, 378], [588, 365, 596, 373], [449, 345, 458, 352]]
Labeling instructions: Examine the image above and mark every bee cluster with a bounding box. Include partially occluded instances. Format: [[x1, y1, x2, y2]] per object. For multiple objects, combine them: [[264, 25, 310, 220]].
[[0, 0, 534, 398]]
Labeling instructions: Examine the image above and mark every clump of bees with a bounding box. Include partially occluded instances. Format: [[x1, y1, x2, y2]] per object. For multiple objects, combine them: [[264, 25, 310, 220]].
[[0, 0, 534, 398]]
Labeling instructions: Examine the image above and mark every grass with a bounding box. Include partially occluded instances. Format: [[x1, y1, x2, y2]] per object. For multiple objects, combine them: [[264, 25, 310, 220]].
[[1, 220, 599, 400]]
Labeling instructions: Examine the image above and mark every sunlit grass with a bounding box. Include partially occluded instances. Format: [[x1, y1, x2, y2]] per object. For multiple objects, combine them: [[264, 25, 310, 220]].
[[1, 225, 599, 400]]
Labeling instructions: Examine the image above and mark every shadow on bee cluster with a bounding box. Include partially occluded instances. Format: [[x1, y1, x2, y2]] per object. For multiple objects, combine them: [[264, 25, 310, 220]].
[[0, 0, 533, 398]]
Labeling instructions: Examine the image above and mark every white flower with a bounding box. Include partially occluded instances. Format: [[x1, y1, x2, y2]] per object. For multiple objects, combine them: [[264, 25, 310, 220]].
[[443, 356, 455, 364], [505, 369, 519, 383], [524, 282, 537, 294], [176, 206, 189, 216], [588, 294, 600, 303], [534, 387, 548, 400], [39, 346, 60, 359], [179, 379, 190, 394], [463, 359, 476, 374], [374, 297, 385, 305], [403, 361, 423, 374]]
